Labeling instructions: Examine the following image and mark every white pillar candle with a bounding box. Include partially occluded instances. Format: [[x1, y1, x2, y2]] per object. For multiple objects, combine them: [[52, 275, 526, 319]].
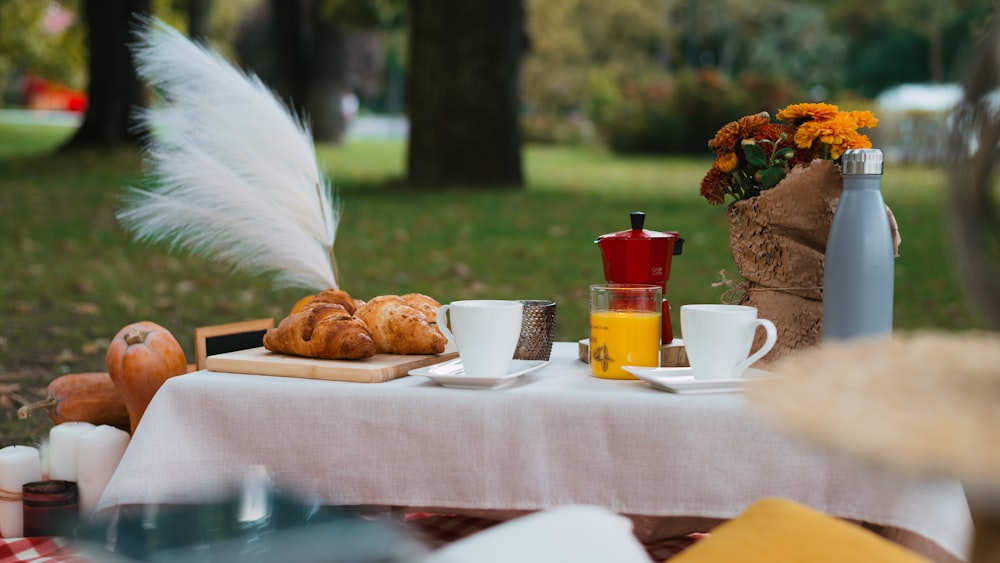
[[48, 422, 95, 482], [76, 425, 130, 519], [0, 445, 42, 538]]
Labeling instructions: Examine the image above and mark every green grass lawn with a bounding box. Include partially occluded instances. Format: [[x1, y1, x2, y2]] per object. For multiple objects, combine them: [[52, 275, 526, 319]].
[[0, 121, 76, 158], [0, 123, 988, 445]]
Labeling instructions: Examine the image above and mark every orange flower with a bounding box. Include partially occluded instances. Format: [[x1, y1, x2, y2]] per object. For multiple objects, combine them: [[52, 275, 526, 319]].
[[700, 102, 879, 206], [752, 123, 794, 147], [709, 112, 769, 151], [714, 152, 739, 173], [776, 102, 839, 122], [699, 167, 730, 205]]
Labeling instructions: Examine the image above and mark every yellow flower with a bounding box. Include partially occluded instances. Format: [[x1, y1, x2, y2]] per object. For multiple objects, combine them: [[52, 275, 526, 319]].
[[792, 115, 850, 148], [791, 115, 875, 159], [776, 102, 839, 122], [832, 130, 873, 159], [791, 120, 823, 149], [846, 110, 878, 129], [714, 152, 739, 173]]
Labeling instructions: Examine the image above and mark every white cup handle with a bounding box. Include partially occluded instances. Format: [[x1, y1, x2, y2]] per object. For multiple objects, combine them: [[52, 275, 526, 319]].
[[436, 304, 455, 345], [733, 318, 777, 377]]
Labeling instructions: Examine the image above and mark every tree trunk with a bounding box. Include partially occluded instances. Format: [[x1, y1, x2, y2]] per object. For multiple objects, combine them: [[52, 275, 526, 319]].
[[305, 1, 346, 143], [269, 0, 307, 108], [188, 0, 211, 43], [62, 0, 151, 151], [929, 27, 944, 83], [406, 0, 525, 188], [268, 0, 346, 143]]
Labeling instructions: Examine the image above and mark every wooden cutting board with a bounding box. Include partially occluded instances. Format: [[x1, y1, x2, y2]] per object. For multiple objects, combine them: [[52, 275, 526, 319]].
[[205, 345, 458, 383]]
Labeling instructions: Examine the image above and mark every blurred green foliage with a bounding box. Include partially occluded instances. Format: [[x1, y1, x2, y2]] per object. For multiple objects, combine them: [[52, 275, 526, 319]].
[[2, 0, 997, 155], [586, 68, 807, 154], [521, 0, 997, 154], [0, 0, 86, 96]]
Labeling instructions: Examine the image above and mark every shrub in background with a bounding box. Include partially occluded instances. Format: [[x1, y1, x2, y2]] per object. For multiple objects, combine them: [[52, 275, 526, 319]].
[[586, 68, 808, 155], [520, 110, 597, 146]]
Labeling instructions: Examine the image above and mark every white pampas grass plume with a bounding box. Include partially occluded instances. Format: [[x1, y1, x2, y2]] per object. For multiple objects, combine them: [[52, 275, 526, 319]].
[[35, 436, 49, 480], [118, 17, 339, 290]]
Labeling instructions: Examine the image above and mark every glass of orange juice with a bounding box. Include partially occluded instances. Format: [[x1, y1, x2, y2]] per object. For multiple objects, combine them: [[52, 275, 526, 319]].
[[589, 284, 661, 379]]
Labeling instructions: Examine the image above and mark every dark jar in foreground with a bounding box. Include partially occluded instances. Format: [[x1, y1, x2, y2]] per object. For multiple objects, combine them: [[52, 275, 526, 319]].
[[22, 480, 79, 537]]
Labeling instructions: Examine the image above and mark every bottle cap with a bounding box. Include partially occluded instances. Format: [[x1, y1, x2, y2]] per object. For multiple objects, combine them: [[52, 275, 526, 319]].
[[841, 148, 883, 175]]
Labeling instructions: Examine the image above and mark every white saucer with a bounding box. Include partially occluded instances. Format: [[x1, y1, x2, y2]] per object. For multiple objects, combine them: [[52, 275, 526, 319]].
[[410, 358, 549, 389], [622, 365, 773, 394]]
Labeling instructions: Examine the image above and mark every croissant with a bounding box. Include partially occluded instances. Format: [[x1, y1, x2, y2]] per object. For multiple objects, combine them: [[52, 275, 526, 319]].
[[355, 295, 447, 355], [305, 288, 362, 315], [400, 293, 445, 337], [263, 303, 376, 360]]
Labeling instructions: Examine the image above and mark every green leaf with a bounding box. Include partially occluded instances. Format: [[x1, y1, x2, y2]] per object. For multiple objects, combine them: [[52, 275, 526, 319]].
[[743, 144, 768, 168], [759, 166, 786, 189]]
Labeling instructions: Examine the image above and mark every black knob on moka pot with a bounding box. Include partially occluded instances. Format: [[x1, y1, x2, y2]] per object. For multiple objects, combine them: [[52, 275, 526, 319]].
[[630, 211, 645, 230]]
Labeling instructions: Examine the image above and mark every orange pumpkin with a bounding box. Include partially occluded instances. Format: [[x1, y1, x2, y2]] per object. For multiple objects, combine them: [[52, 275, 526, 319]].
[[290, 294, 315, 314], [17, 372, 130, 431], [105, 321, 188, 434]]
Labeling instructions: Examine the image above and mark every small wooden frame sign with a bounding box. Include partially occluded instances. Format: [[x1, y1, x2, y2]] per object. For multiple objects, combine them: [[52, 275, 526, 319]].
[[194, 319, 274, 370]]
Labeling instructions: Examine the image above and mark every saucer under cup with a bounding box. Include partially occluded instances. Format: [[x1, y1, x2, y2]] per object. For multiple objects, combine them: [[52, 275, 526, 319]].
[[437, 300, 523, 377]]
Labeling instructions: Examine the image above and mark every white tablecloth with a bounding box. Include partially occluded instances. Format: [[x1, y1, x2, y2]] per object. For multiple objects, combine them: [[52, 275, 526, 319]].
[[97, 342, 972, 561]]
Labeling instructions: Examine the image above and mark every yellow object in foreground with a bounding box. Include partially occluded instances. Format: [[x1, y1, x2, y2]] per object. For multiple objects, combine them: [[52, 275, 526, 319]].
[[589, 311, 660, 379], [669, 497, 928, 563]]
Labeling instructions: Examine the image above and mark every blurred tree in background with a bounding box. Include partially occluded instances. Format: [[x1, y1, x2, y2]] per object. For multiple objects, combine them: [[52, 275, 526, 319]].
[[1, 0, 997, 159], [406, 0, 525, 187], [735, 4, 846, 98], [62, 0, 151, 150], [521, 0, 825, 152], [187, 0, 210, 41], [0, 0, 86, 103], [235, 0, 402, 143], [818, 0, 996, 97], [521, 0, 678, 145], [520, 0, 996, 154]]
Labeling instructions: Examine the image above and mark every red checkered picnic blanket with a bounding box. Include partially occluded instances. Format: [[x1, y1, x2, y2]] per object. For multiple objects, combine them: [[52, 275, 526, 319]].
[[0, 537, 89, 563]]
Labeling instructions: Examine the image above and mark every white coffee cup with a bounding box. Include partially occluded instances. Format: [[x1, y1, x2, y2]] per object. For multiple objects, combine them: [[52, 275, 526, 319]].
[[680, 304, 777, 380], [436, 300, 524, 377]]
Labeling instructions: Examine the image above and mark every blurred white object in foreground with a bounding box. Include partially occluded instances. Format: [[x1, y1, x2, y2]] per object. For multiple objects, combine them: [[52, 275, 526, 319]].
[[425, 505, 651, 563]]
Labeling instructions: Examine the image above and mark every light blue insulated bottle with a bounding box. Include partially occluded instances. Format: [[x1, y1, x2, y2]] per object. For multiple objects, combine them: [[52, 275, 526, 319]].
[[822, 148, 894, 340]]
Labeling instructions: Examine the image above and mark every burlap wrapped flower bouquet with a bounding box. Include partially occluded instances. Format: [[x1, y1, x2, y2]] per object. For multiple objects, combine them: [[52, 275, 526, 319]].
[[700, 103, 897, 363]]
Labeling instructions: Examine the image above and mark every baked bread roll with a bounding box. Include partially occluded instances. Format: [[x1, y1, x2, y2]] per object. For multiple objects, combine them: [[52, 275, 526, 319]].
[[355, 295, 447, 355], [400, 293, 445, 337], [305, 288, 362, 315], [263, 303, 376, 360]]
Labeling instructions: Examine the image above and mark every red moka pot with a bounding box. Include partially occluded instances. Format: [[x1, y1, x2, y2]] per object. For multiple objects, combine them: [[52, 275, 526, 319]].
[[595, 211, 683, 343]]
